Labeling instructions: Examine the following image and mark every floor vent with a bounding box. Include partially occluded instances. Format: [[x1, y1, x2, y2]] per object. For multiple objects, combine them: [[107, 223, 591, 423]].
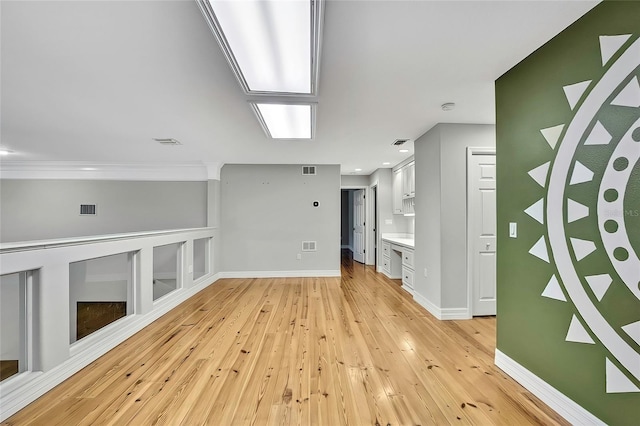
[[302, 241, 317, 252], [392, 139, 409, 146], [302, 165, 316, 175], [80, 204, 97, 215]]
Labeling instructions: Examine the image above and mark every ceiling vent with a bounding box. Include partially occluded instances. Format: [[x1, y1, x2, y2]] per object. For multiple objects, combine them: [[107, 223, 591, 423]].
[[302, 165, 316, 175], [153, 138, 182, 145], [392, 139, 409, 146]]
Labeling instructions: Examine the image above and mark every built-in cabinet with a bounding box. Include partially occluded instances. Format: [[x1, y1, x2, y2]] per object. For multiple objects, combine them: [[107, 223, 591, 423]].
[[392, 161, 415, 215], [381, 236, 415, 295], [401, 247, 415, 294]]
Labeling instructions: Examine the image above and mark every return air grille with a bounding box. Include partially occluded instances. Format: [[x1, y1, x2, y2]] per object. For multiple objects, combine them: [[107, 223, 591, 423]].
[[80, 204, 97, 215], [392, 139, 409, 146], [302, 241, 317, 252], [302, 166, 316, 175]]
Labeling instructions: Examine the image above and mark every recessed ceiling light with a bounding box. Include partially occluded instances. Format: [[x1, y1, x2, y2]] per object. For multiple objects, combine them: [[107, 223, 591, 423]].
[[441, 102, 456, 111], [81, 167, 97, 171], [0, 150, 11, 156], [382, 162, 391, 165], [399, 149, 409, 153], [198, 0, 323, 95], [252, 103, 314, 139], [355, 168, 362, 172]]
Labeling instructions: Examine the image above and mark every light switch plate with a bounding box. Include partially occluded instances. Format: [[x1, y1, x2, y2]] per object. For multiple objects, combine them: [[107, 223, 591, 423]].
[[385, 219, 393, 225], [509, 222, 517, 238]]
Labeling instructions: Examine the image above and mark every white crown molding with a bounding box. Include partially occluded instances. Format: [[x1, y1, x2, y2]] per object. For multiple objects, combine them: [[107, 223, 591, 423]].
[[0, 161, 211, 181], [204, 162, 223, 180]]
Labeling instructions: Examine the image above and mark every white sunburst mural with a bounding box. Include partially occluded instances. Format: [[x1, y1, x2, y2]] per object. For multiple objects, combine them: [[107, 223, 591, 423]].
[[525, 34, 640, 394]]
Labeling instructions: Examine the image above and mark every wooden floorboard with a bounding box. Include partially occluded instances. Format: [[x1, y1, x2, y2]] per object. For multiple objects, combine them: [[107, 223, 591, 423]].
[[3, 252, 568, 425]]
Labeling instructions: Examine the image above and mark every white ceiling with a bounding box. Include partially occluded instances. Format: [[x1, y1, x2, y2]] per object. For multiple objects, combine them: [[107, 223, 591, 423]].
[[1, 0, 599, 176]]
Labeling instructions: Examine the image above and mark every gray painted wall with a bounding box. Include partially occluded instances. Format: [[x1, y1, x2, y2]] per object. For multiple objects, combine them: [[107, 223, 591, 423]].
[[414, 123, 495, 311], [340, 175, 368, 187], [220, 164, 341, 273], [0, 180, 208, 242]]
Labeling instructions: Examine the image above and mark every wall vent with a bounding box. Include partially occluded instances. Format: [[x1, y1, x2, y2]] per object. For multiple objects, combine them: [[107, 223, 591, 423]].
[[392, 139, 409, 146], [80, 204, 97, 216], [302, 241, 317, 252], [302, 165, 316, 175]]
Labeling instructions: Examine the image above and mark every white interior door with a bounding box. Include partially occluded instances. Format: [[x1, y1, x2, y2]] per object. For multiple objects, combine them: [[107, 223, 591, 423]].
[[353, 189, 365, 264], [470, 153, 497, 316]]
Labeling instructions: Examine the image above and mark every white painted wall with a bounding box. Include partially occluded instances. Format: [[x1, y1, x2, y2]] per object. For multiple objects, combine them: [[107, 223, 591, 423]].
[[413, 123, 495, 316], [220, 164, 340, 274], [340, 175, 369, 187], [0, 180, 208, 243], [0, 273, 21, 360]]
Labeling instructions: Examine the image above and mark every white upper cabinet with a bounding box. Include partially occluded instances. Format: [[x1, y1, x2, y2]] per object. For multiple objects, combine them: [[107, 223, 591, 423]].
[[393, 168, 403, 214], [392, 161, 415, 215]]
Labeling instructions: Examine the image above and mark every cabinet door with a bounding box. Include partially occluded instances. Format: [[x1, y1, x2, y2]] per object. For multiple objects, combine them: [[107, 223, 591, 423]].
[[408, 162, 415, 196], [402, 162, 415, 199], [392, 169, 403, 214]]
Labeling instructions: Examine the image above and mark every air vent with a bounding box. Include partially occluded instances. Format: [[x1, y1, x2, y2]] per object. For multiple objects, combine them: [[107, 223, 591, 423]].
[[302, 166, 316, 175], [153, 138, 182, 145], [392, 139, 409, 146], [302, 241, 317, 252], [80, 204, 97, 216]]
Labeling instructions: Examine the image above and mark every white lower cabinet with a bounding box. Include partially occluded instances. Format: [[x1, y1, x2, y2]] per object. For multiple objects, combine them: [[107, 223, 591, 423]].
[[401, 247, 415, 294]]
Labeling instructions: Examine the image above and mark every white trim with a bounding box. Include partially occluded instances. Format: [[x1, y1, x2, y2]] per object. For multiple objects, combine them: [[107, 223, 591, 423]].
[[466, 147, 497, 317], [0, 161, 210, 181], [413, 291, 470, 320], [413, 291, 442, 319], [204, 162, 223, 180], [0, 227, 216, 254], [440, 307, 471, 320], [0, 273, 220, 422], [219, 270, 340, 279], [495, 349, 605, 425]]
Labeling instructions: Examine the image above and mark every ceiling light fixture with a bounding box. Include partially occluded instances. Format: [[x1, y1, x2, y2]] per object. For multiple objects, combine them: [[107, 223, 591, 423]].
[[0, 150, 11, 156], [251, 103, 314, 139], [399, 149, 409, 153], [81, 167, 97, 171], [382, 162, 391, 165], [355, 168, 362, 172], [441, 102, 456, 111], [198, 0, 324, 95]]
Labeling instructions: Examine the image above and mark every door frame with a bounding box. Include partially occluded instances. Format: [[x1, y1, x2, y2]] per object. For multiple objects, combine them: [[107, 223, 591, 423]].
[[341, 185, 368, 263], [466, 147, 496, 317], [368, 183, 378, 268]]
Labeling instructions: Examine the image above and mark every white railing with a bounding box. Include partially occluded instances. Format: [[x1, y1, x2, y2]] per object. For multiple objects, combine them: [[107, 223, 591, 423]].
[[0, 227, 219, 421]]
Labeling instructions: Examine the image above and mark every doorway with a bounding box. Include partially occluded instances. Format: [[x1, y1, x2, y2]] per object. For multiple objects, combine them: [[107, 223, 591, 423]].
[[340, 187, 367, 265], [467, 148, 497, 316]]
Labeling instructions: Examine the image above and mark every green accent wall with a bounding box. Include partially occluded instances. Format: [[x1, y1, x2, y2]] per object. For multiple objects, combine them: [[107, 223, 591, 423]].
[[496, 1, 640, 424]]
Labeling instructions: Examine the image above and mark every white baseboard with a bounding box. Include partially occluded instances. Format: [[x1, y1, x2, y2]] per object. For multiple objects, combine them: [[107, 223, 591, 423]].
[[218, 270, 341, 279], [413, 291, 442, 319], [495, 349, 604, 425], [412, 291, 470, 320], [0, 273, 220, 422]]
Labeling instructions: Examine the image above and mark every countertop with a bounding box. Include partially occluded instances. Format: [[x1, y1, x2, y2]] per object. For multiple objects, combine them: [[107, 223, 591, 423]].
[[381, 234, 414, 249]]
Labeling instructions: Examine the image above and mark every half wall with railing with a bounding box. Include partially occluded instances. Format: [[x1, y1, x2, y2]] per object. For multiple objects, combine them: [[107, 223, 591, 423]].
[[0, 227, 218, 421]]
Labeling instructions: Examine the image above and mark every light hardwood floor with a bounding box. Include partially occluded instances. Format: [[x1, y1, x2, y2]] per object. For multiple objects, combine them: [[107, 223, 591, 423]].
[[4, 252, 567, 425]]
